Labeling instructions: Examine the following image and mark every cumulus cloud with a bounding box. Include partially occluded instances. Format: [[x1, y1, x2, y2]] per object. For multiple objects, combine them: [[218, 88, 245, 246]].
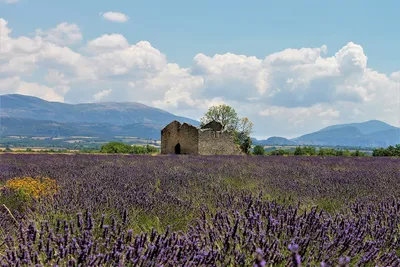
[[0, 76, 63, 102], [259, 105, 340, 127], [35, 23, 82, 46], [87, 34, 129, 53], [1, 18, 399, 137], [101, 12, 129, 23], [93, 89, 112, 101]]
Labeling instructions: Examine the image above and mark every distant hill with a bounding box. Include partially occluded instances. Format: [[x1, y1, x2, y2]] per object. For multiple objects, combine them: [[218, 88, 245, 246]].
[[319, 120, 397, 135], [252, 120, 399, 148], [1, 94, 398, 147], [293, 120, 400, 147], [0, 94, 199, 126], [253, 137, 296, 146], [0, 117, 163, 140], [0, 94, 200, 141]]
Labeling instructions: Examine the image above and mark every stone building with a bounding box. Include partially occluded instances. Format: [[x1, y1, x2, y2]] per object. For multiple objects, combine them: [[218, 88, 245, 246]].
[[161, 120, 241, 155]]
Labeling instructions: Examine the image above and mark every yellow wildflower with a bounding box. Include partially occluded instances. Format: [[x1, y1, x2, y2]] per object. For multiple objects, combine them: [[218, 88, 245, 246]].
[[5, 176, 59, 199]]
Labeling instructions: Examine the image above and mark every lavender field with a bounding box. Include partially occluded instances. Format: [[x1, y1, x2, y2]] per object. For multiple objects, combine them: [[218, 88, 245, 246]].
[[0, 154, 400, 266]]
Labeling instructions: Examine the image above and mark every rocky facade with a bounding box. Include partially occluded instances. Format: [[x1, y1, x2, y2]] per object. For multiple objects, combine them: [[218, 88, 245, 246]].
[[161, 120, 240, 155]]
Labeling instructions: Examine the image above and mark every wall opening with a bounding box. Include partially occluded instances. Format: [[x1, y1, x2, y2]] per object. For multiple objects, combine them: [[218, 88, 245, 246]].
[[174, 143, 181, 154]]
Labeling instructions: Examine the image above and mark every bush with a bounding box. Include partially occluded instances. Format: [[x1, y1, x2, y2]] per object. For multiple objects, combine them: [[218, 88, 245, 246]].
[[100, 142, 159, 154], [294, 146, 316, 156], [145, 144, 159, 154], [253, 145, 265, 155], [100, 142, 132, 154], [237, 135, 252, 154], [350, 150, 367, 157], [373, 145, 400, 157]]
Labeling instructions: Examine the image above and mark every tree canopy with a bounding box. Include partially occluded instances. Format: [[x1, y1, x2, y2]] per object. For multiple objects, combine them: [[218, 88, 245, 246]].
[[200, 104, 239, 131], [100, 142, 159, 154]]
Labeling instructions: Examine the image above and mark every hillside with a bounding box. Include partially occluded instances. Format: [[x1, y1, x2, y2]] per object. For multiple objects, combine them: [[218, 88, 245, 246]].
[[319, 120, 397, 135], [1, 94, 398, 147], [293, 121, 399, 147], [0, 117, 163, 140], [252, 120, 399, 148], [253, 137, 296, 146], [0, 94, 199, 126]]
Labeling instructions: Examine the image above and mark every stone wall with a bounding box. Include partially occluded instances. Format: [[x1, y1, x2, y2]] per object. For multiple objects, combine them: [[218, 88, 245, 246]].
[[161, 121, 199, 154], [161, 121, 181, 154], [179, 123, 199, 154], [198, 129, 238, 155], [161, 120, 240, 155]]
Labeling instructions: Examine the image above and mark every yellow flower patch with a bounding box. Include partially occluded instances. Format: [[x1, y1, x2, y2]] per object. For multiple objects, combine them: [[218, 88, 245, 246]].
[[5, 176, 59, 199]]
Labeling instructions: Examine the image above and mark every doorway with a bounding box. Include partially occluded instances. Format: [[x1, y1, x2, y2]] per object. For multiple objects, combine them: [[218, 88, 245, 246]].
[[174, 143, 181, 154]]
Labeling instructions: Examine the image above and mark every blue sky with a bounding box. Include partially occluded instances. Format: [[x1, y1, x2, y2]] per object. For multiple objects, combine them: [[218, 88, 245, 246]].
[[0, 0, 399, 138]]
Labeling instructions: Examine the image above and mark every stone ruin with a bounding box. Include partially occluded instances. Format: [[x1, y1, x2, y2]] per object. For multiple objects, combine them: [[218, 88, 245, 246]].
[[160, 120, 241, 155]]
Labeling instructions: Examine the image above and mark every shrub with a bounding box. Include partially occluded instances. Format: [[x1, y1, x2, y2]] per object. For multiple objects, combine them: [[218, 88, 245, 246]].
[[373, 145, 400, 157], [100, 142, 159, 154], [145, 144, 159, 154], [100, 142, 132, 154], [253, 145, 265, 155], [350, 149, 367, 157], [294, 147, 303, 156], [268, 149, 290, 156]]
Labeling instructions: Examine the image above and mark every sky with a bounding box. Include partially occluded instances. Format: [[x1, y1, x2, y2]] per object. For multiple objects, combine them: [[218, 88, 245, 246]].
[[0, 0, 399, 138]]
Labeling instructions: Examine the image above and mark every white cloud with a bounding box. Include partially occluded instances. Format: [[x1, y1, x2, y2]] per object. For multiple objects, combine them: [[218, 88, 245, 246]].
[[93, 89, 112, 101], [35, 23, 82, 46], [101, 12, 129, 23], [335, 42, 367, 75], [0, 76, 63, 102], [1, 18, 399, 137], [87, 34, 129, 53], [390, 71, 400, 81]]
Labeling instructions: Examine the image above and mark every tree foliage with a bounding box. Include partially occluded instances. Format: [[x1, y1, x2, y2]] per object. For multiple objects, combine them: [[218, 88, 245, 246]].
[[100, 142, 159, 154], [200, 104, 239, 131], [253, 145, 265, 155], [373, 145, 400, 157]]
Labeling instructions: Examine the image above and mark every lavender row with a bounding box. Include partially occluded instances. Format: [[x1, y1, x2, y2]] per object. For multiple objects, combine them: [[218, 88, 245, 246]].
[[2, 195, 400, 266]]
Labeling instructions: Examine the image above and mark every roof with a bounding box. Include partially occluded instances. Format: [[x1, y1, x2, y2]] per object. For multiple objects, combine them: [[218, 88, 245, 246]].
[[200, 120, 223, 131]]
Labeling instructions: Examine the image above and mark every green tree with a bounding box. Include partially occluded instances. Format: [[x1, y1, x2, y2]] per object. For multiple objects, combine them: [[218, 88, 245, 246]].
[[145, 144, 159, 154], [100, 142, 132, 154], [350, 149, 367, 157], [100, 142, 159, 154], [335, 149, 344, 156], [294, 147, 304, 156], [200, 104, 239, 131], [302, 146, 316, 156], [372, 144, 400, 157], [253, 145, 265, 155]]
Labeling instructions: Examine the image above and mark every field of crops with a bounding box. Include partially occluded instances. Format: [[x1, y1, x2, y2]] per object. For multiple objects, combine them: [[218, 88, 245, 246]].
[[0, 154, 399, 266]]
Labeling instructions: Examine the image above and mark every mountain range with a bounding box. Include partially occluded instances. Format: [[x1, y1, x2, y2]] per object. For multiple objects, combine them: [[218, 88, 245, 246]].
[[253, 120, 399, 147], [1, 94, 399, 147], [0, 94, 198, 140], [0, 94, 198, 126]]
